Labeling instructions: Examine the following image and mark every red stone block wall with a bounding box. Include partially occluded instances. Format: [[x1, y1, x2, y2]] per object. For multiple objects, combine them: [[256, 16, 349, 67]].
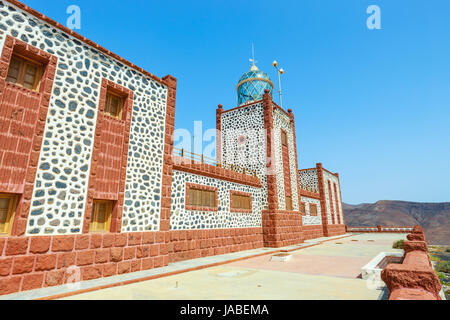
[[169, 228, 263, 263], [302, 225, 324, 240], [262, 210, 303, 248], [0, 232, 169, 295], [262, 90, 278, 212], [260, 92, 304, 248], [324, 224, 346, 237]]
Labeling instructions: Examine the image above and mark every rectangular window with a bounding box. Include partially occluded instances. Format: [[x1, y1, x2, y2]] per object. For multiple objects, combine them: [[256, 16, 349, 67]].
[[309, 203, 318, 216], [231, 193, 251, 210], [188, 188, 216, 208], [281, 130, 288, 146], [286, 195, 293, 211], [300, 202, 306, 215], [6, 54, 43, 91], [90, 200, 113, 232], [104, 91, 125, 119], [0, 194, 18, 235]]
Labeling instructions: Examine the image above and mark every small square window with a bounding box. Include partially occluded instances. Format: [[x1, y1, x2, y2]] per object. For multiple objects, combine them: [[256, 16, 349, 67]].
[[0, 193, 18, 235], [90, 200, 113, 232], [104, 91, 125, 119], [6, 54, 43, 91]]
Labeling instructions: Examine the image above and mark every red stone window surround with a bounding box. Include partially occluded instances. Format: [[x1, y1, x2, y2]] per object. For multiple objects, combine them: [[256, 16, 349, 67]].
[[3, 39, 52, 95], [101, 82, 132, 122], [229, 190, 252, 213], [0, 35, 57, 236], [82, 79, 134, 233], [185, 183, 218, 212]]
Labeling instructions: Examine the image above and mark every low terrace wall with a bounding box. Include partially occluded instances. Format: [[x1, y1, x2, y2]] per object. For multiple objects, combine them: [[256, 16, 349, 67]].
[[381, 226, 442, 300], [346, 225, 414, 233]]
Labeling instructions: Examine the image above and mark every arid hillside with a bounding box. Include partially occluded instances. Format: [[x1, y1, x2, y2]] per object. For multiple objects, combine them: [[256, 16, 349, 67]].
[[344, 201, 450, 245]]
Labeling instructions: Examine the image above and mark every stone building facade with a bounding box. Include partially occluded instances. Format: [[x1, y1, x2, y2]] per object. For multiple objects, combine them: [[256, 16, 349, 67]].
[[0, 0, 345, 295]]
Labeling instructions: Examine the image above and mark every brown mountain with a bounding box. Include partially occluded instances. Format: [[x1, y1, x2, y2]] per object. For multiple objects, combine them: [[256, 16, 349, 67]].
[[343, 200, 450, 245]]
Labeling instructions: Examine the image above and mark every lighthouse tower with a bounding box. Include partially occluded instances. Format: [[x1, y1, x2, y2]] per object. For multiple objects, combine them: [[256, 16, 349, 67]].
[[216, 60, 304, 247]]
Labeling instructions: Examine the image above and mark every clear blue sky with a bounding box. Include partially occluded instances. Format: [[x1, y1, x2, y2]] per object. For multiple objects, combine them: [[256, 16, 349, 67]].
[[21, 0, 450, 204]]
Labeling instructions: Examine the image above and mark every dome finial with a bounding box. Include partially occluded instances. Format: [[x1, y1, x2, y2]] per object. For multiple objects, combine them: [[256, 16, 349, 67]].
[[249, 43, 258, 71]]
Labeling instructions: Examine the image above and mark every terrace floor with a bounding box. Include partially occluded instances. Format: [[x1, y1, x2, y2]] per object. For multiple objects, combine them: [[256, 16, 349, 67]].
[[1, 233, 407, 300]]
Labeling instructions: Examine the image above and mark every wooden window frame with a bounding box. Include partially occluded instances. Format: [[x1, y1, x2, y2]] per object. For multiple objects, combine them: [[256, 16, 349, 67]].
[[229, 190, 252, 213], [104, 89, 126, 120], [89, 199, 114, 233], [6, 53, 44, 92], [185, 183, 218, 212], [309, 203, 318, 216], [0, 193, 19, 236]]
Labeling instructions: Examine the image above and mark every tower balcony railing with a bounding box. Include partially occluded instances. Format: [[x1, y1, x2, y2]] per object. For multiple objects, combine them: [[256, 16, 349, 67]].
[[173, 148, 258, 177]]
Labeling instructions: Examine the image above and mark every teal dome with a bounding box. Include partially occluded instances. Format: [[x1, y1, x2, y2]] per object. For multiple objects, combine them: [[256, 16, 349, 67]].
[[236, 65, 273, 105]]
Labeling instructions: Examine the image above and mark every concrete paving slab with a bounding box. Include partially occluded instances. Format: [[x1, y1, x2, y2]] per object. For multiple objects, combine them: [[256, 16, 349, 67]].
[[60, 265, 387, 300], [228, 254, 370, 279]]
